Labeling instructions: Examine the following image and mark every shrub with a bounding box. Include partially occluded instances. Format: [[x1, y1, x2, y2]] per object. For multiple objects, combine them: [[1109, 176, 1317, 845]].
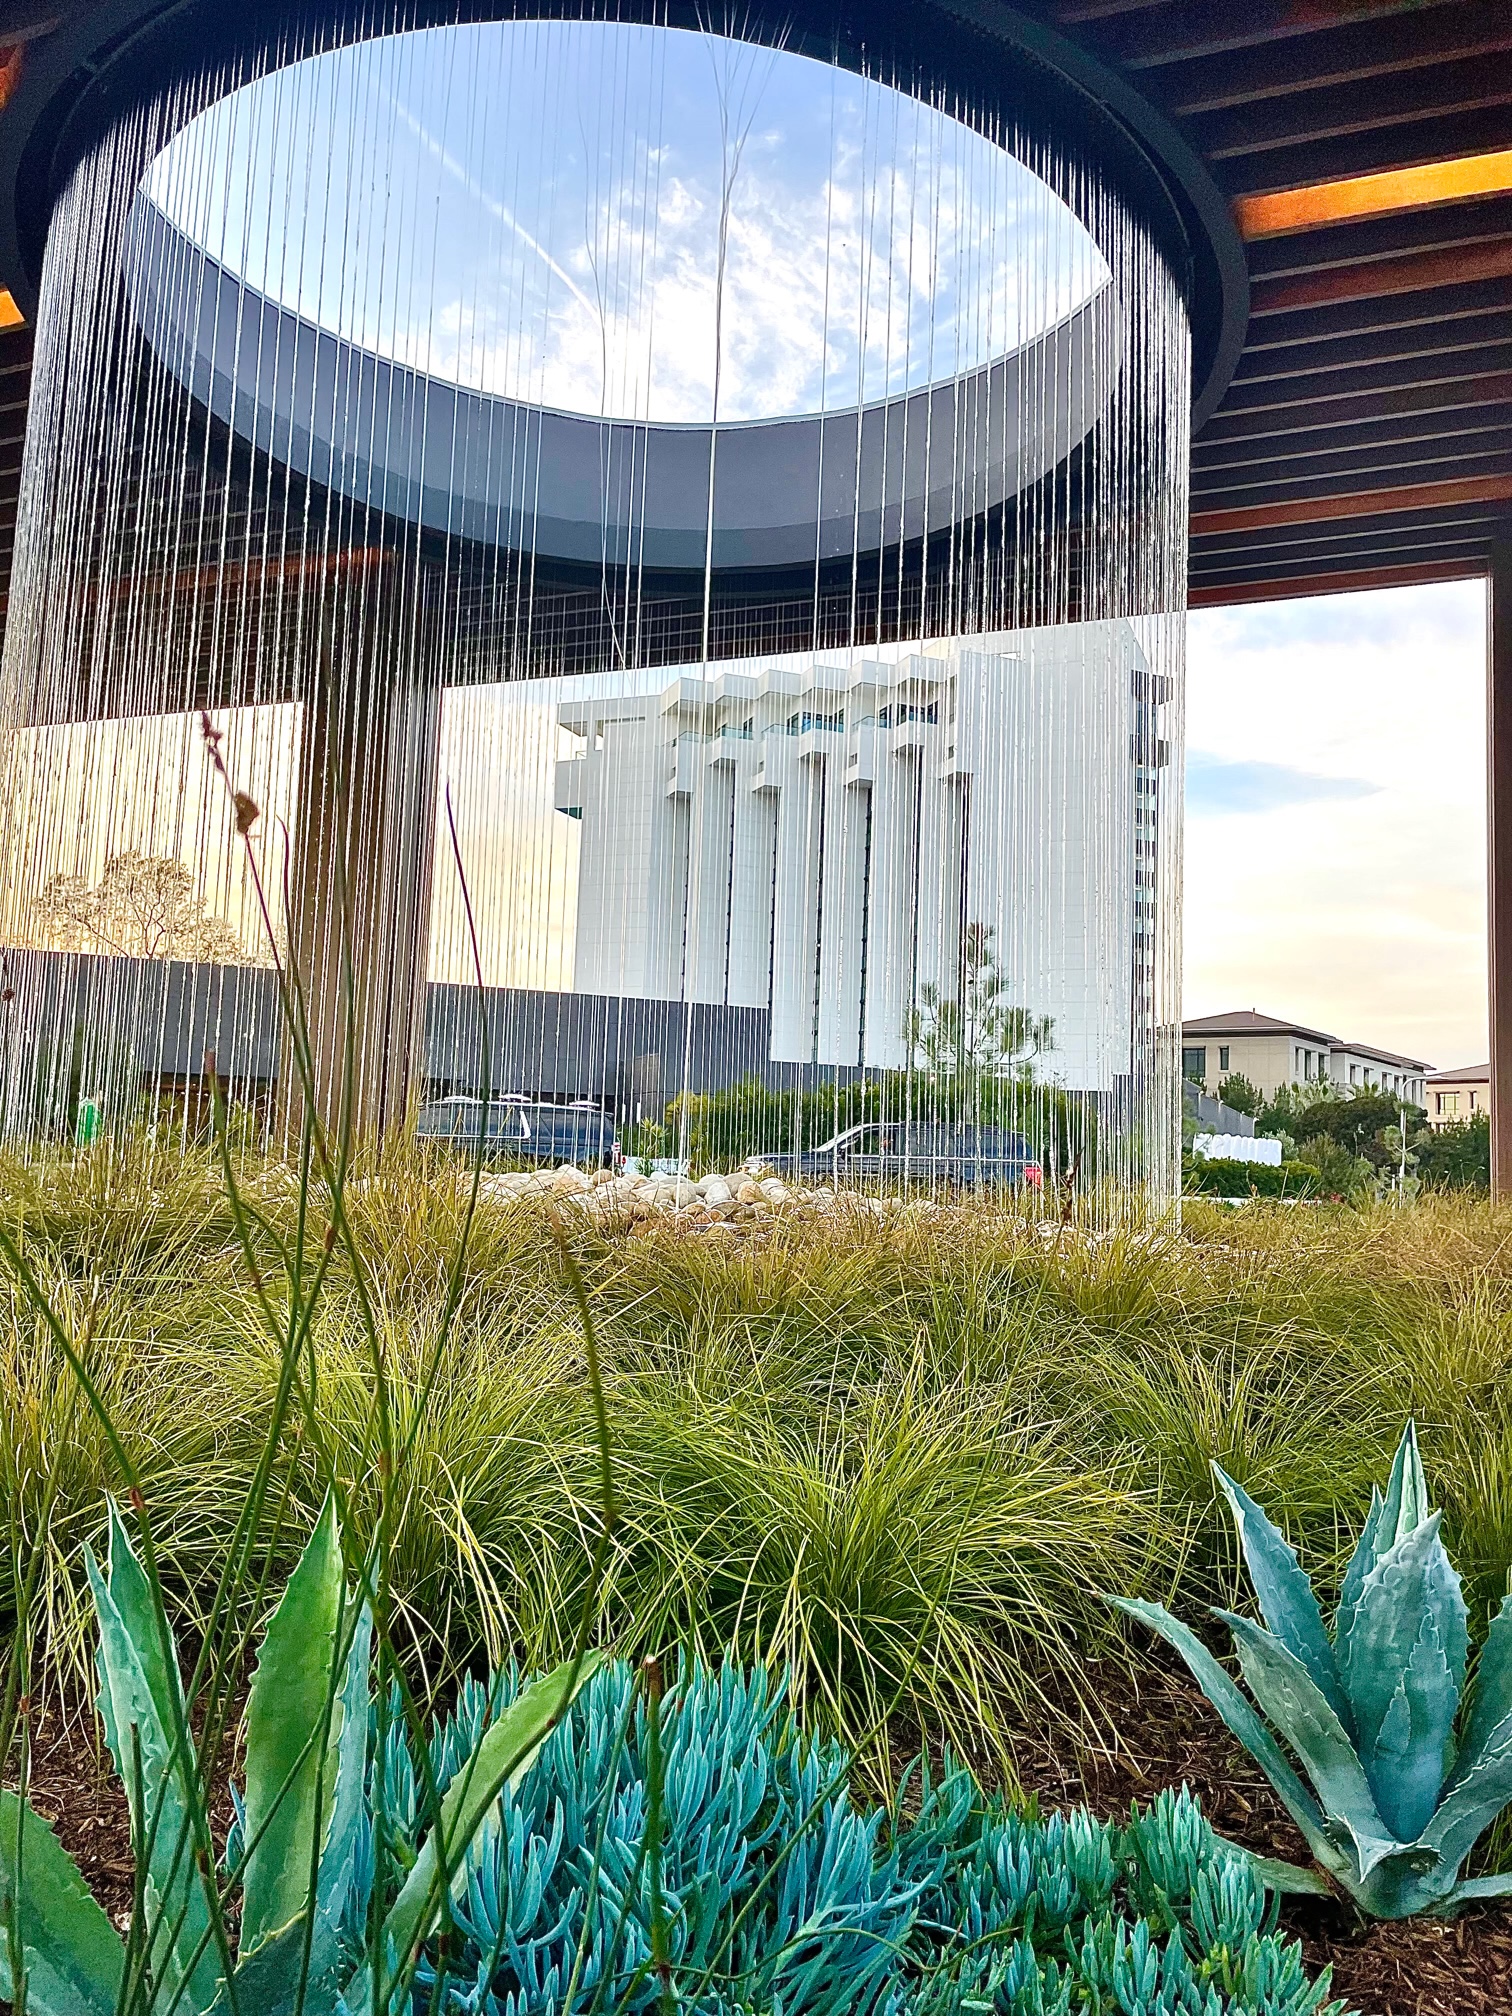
[[1217, 1073, 1262, 1118], [1183, 1157, 1321, 1200], [1416, 1114, 1490, 1194]]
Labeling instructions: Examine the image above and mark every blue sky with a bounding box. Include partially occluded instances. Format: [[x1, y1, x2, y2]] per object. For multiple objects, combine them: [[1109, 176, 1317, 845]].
[[1185, 579, 1487, 1069], [147, 18, 1103, 424]]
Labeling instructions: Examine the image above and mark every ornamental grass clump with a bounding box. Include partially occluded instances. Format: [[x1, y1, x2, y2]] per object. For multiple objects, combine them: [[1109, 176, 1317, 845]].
[[1, 1502, 1348, 2016], [1112, 1422, 1512, 1917]]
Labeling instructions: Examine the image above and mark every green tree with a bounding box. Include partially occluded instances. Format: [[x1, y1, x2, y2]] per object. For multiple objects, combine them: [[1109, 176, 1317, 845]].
[[907, 923, 1052, 1101], [1294, 1132, 1376, 1201], [1414, 1113, 1490, 1193], [1216, 1071, 1261, 1117], [1300, 1088, 1425, 1172]]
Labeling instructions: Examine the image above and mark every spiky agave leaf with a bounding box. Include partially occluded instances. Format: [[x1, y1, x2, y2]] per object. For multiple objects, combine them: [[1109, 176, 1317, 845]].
[[1458, 1595, 1512, 1774], [1212, 1465, 1349, 1728], [1218, 1614, 1397, 1877], [0, 1792, 124, 2016], [1336, 1513, 1466, 1842], [1334, 1425, 1430, 1655], [85, 1508, 223, 2016], [1103, 1596, 1354, 1890], [239, 1494, 371, 1989]]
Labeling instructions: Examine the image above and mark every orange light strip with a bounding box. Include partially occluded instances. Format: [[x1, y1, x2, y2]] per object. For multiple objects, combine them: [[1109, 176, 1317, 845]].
[[0, 290, 23, 330], [1236, 149, 1512, 241]]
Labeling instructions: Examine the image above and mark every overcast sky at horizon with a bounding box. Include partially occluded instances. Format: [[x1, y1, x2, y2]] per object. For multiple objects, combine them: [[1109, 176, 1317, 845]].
[[1184, 579, 1488, 1073]]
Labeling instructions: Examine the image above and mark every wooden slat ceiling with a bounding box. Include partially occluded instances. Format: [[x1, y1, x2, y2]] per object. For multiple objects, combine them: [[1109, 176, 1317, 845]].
[[0, 1, 1506, 613], [1032, 0, 1512, 605]]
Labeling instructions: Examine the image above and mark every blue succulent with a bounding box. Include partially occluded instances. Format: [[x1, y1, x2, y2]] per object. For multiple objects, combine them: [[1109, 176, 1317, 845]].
[[0, 1503, 1350, 2016], [1111, 1420, 1512, 1917]]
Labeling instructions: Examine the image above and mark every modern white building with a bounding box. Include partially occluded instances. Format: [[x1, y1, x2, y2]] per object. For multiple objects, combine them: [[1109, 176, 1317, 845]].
[[553, 622, 1168, 1088]]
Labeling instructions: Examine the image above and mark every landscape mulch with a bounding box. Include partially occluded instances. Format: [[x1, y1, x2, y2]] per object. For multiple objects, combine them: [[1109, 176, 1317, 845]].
[[12, 1666, 1512, 2016]]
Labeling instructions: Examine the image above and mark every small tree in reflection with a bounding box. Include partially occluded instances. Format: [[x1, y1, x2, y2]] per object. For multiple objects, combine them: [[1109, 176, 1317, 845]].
[[908, 922, 1052, 1111]]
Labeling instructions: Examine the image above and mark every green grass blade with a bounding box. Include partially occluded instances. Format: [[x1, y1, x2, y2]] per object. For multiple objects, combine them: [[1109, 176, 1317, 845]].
[[240, 1496, 345, 1959], [0, 1791, 125, 2016]]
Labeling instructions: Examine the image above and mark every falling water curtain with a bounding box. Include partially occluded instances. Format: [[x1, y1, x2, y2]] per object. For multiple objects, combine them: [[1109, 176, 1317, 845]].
[[0, 2, 1189, 1213]]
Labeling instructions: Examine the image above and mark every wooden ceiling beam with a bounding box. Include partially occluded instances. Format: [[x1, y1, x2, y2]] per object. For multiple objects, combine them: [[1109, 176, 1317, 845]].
[[1191, 503, 1506, 559], [1190, 471, 1512, 538], [1251, 237, 1512, 312], [1246, 192, 1512, 274], [1231, 309, 1512, 385], [1192, 536, 1494, 586], [1194, 413, 1512, 477], [1241, 274, 1512, 352], [1195, 453, 1512, 514], [1197, 57, 1512, 159], [1189, 556, 1485, 607], [1205, 365, 1512, 435], [1055, 1, 1451, 71], [1222, 104, 1512, 195], [1195, 453, 1512, 516], [1158, 0, 1512, 115]]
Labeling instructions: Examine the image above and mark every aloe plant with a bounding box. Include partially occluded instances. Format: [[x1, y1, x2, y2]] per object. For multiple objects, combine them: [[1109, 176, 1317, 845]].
[[0, 1500, 596, 2016], [1111, 1422, 1512, 1917]]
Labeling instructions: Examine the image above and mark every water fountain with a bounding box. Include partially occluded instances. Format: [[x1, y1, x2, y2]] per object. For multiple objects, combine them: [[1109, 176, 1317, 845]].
[[0, 5, 1193, 1207]]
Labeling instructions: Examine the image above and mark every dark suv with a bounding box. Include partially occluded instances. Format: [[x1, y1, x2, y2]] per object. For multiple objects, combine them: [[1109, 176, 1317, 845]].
[[416, 1096, 619, 1168], [750, 1122, 1043, 1192]]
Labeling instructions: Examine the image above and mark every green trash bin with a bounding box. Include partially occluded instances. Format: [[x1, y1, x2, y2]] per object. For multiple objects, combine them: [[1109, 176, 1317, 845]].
[[74, 1097, 101, 1146]]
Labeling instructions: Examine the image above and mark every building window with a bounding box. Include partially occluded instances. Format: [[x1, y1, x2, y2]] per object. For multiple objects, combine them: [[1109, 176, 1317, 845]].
[[1219, 1046, 1230, 1072], [1183, 1047, 1207, 1083], [1441, 1092, 1459, 1115], [1470, 1090, 1479, 1110], [1350, 1065, 1359, 1085]]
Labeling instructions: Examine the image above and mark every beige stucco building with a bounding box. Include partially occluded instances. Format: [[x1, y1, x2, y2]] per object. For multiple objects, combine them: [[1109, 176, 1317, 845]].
[[1424, 1063, 1490, 1128], [1182, 1010, 1429, 1108]]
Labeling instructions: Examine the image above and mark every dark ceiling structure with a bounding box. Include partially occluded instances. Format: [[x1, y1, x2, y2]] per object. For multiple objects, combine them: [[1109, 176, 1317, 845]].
[[1028, 0, 1512, 610], [0, 0, 1506, 620]]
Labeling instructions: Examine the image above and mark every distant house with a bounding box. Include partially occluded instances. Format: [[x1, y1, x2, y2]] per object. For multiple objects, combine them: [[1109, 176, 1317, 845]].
[[1181, 1010, 1429, 1108], [1424, 1063, 1490, 1129]]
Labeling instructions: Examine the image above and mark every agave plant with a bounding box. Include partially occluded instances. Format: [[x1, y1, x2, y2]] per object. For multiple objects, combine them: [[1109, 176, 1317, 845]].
[[1111, 1422, 1512, 1917], [0, 1499, 595, 2016]]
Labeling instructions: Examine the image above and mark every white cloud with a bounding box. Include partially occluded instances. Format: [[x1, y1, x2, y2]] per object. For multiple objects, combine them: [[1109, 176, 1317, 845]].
[[1184, 579, 1487, 1068], [146, 17, 1107, 425]]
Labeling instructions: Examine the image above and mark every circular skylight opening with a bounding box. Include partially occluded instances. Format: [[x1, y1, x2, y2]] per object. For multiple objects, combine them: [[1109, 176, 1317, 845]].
[[141, 18, 1110, 427]]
